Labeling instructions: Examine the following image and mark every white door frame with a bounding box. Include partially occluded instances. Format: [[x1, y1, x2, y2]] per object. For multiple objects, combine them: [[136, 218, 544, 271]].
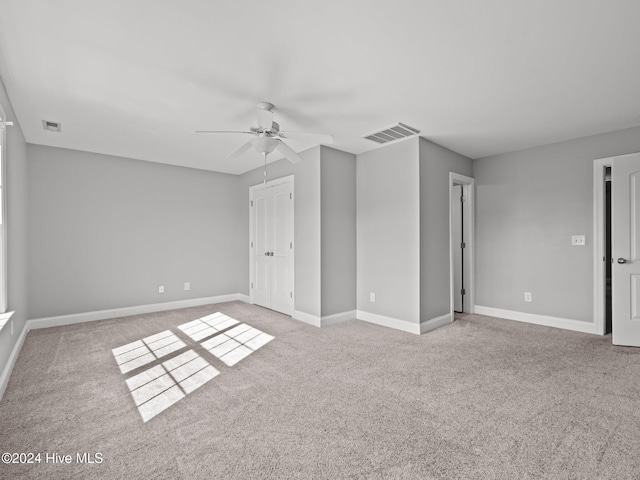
[[449, 172, 475, 317], [249, 174, 295, 308], [593, 157, 612, 335]]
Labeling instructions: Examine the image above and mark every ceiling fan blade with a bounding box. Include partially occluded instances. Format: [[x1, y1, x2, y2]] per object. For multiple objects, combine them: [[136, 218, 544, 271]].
[[256, 106, 274, 130], [279, 131, 334, 144], [194, 130, 254, 135], [276, 139, 302, 164], [227, 139, 255, 161]]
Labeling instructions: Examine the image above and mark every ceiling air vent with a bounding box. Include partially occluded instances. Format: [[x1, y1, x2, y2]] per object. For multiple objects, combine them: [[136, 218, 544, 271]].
[[42, 120, 61, 133], [363, 122, 420, 144]]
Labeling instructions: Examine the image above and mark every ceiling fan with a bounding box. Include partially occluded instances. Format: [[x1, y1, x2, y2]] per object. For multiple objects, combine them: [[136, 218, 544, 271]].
[[195, 102, 333, 164]]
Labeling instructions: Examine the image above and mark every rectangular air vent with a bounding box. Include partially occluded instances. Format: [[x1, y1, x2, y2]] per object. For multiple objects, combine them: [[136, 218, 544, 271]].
[[363, 122, 420, 144], [42, 120, 61, 132]]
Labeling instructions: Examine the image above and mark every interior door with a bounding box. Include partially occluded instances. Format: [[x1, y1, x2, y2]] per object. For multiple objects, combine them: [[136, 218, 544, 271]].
[[251, 179, 294, 316], [612, 152, 640, 346]]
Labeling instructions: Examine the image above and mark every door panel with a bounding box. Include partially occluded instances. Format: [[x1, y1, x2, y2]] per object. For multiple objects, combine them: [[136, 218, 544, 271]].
[[631, 171, 640, 259], [612, 153, 640, 346], [632, 275, 640, 320], [271, 263, 291, 314], [273, 187, 291, 256]]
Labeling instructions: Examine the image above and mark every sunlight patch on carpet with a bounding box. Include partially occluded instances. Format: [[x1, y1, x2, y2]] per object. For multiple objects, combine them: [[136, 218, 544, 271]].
[[201, 323, 274, 366], [177, 312, 240, 341], [125, 350, 220, 422], [111, 313, 275, 422], [112, 330, 186, 373]]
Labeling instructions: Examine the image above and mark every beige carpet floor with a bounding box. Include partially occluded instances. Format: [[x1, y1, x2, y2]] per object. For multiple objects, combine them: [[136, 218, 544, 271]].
[[1, 301, 639, 479]]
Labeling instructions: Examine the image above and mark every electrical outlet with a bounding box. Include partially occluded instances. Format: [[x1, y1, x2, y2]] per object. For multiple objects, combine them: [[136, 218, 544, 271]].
[[158, 285, 165, 294], [524, 292, 532, 302], [571, 235, 586, 246], [370, 292, 376, 302], [184, 282, 190, 291]]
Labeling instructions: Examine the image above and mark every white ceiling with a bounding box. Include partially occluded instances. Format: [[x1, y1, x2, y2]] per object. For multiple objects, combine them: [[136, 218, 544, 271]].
[[1, 0, 639, 174]]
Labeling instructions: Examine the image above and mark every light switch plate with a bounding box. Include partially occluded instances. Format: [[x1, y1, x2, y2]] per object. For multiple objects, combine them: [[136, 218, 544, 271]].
[[571, 235, 586, 246]]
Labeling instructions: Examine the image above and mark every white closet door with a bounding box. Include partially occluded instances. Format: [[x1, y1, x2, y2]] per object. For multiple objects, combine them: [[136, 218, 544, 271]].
[[251, 178, 294, 316]]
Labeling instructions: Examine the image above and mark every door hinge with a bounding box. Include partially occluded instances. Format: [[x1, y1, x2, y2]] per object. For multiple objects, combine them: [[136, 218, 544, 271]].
[[251, 241, 254, 248], [461, 242, 466, 249], [290, 242, 293, 249], [251, 282, 254, 289], [290, 193, 292, 200], [251, 200, 253, 207], [290, 292, 293, 298], [461, 288, 466, 295]]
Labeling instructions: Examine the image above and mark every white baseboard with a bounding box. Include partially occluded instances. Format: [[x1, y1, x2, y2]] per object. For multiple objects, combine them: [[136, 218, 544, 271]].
[[292, 309, 357, 328], [292, 310, 321, 327], [322, 310, 357, 327], [356, 310, 421, 335], [474, 305, 598, 334], [0, 319, 29, 400], [420, 313, 452, 334], [28, 294, 248, 330]]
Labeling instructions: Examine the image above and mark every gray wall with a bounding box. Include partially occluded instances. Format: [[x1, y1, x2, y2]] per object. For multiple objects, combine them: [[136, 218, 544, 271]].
[[27, 145, 243, 319], [474, 125, 640, 322], [320, 146, 356, 317], [0, 78, 29, 375], [419, 138, 473, 321], [238, 147, 322, 318], [357, 138, 420, 323]]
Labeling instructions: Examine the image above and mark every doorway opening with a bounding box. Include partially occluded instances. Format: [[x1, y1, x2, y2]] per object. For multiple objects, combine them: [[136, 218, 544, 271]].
[[449, 172, 475, 318], [605, 167, 612, 334], [594, 158, 613, 335]]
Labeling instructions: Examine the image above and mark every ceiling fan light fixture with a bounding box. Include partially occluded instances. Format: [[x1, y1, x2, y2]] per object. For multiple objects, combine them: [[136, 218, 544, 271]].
[[253, 134, 279, 154]]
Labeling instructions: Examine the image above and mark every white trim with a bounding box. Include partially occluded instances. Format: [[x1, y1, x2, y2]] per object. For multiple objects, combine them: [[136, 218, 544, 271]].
[[356, 310, 421, 335], [0, 317, 29, 400], [28, 294, 248, 330], [291, 309, 356, 328], [449, 173, 475, 320], [474, 305, 598, 334], [0, 102, 7, 314], [420, 313, 452, 334], [322, 310, 356, 326], [0, 310, 13, 331], [292, 310, 321, 327]]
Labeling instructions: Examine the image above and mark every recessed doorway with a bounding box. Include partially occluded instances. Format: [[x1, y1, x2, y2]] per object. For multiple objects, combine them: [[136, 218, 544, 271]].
[[449, 172, 475, 317]]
